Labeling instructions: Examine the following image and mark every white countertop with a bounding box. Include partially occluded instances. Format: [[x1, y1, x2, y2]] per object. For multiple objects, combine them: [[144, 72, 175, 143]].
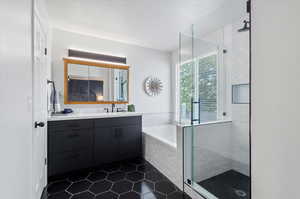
[[48, 112, 142, 121]]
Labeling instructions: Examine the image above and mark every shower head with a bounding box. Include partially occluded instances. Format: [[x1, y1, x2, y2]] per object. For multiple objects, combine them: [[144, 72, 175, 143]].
[[238, 20, 250, 32]]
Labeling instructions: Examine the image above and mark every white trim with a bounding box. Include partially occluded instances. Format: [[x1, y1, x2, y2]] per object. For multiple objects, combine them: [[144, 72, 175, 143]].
[[182, 120, 232, 127], [175, 62, 180, 122], [179, 51, 218, 66], [176, 51, 226, 124], [33, 8, 48, 199]]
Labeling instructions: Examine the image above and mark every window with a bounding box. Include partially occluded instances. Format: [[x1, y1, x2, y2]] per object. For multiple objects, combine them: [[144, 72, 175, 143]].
[[179, 61, 193, 124], [179, 53, 222, 124], [197, 54, 218, 123]]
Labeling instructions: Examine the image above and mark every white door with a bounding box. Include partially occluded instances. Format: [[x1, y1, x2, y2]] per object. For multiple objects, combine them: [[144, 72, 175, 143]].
[[33, 12, 47, 199]]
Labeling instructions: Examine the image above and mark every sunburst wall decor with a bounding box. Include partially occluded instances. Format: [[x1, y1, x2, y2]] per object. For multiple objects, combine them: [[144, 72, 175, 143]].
[[144, 76, 163, 96]]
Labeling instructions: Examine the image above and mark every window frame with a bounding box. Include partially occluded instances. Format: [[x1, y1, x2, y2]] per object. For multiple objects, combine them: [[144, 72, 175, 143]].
[[176, 50, 228, 124]]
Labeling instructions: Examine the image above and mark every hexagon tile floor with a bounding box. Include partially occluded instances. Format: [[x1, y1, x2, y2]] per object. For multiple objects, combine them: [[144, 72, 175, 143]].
[[46, 158, 191, 199]]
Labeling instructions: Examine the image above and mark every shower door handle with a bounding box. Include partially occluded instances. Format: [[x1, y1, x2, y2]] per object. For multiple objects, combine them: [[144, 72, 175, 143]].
[[191, 97, 201, 125]]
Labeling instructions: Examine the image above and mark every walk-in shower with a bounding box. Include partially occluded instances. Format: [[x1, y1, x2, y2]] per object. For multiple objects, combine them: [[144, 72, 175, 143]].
[[179, 2, 251, 198]]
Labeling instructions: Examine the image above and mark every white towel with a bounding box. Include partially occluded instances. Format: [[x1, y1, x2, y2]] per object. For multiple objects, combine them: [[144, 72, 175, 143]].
[[47, 82, 61, 113]]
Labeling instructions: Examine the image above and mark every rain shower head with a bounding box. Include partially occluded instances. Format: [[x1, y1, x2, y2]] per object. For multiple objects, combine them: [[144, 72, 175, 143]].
[[238, 20, 250, 32]]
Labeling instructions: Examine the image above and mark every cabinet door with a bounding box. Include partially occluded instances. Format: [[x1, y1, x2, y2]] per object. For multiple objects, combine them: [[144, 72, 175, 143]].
[[94, 127, 119, 165], [118, 125, 142, 160], [48, 149, 92, 176]]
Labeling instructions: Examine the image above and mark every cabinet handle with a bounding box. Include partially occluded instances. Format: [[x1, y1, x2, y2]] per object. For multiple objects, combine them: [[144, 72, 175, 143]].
[[115, 128, 122, 137], [114, 128, 119, 137]]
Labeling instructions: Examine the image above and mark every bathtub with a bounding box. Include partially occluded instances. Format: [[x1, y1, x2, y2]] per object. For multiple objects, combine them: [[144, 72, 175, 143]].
[[142, 124, 183, 189], [143, 124, 177, 148]]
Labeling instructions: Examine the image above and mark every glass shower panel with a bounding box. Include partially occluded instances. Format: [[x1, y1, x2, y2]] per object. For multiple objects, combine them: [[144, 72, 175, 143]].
[[179, 31, 194, 125], [181, 20, 250, 199], [181, 29, 228, 199], [194, 39, 221, 124], [179, 32, 223, 126]]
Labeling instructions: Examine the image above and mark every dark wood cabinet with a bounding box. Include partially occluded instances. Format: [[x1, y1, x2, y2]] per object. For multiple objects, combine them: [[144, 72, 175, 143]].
[[118, 125, 142, 160], [48, 116, 142, 177], [48, 149, 92, 176], [94, 127, 119, 165]]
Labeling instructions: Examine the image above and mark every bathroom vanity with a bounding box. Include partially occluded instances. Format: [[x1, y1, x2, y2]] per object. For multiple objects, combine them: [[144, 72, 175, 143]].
[[47, 113, 142, 177]]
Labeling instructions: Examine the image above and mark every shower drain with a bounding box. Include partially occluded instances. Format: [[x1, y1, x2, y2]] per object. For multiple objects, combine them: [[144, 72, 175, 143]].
[[234, 189, 247, 197]]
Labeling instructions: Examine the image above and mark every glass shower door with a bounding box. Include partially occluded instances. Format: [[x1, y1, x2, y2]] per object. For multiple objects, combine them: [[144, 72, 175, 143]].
[[181, 22, 250, 199], [180, 28, 224, 199]]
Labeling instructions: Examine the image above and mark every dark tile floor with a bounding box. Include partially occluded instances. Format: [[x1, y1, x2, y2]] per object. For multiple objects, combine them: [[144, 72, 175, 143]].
[[46, 158, 191, 199], [198, 170, 250, 199]]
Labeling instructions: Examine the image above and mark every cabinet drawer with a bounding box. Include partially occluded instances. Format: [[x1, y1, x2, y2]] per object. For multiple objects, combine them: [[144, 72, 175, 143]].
[[48, 150, 92, 177], [49, 128, 92, 153], [94, 116, 141, 128], [48, 119, 93, 131]]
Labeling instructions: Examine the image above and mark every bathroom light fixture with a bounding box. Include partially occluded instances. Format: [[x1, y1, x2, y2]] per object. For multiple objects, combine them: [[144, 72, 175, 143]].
[[68, 48, 126, 58], [64, 57, 129, 66]]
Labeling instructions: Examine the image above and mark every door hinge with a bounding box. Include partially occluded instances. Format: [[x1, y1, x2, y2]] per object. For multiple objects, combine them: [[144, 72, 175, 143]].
[[247, 0, 251, 13], [44, 158, 47, 165], [44, 48, 47, 55]]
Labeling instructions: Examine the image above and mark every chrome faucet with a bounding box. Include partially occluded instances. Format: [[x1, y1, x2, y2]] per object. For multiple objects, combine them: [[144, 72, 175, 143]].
[[104, 104, 116, 113], [111, 103, 115, 112]]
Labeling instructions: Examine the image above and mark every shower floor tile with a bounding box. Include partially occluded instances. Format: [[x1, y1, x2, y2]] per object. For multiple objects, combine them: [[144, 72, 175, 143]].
[[46, 158, 191, 199], [198, 170, 250, 199]]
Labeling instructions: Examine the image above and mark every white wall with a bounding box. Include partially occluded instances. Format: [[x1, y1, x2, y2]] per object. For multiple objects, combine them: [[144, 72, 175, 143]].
[[252, 0, 300, 198], [225, 21, 250, 174], [0, 0, 33, 199], [51, 28, 172, 125], [201, 21, 250, 174]]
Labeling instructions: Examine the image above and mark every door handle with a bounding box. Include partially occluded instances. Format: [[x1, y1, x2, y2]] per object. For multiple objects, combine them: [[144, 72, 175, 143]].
[[35, 122, 45, 128]]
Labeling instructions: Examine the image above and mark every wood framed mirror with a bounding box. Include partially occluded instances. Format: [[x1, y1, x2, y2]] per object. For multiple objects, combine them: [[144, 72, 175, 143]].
[[64, 58, 129, 104]]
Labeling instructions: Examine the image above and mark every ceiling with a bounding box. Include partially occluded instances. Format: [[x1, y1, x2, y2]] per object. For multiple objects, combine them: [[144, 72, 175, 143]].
[[46, 0, 246, 51]]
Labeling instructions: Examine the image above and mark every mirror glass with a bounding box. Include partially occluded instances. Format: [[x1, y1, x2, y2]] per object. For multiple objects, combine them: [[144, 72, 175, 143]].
[[67, 62, 128, 103]]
